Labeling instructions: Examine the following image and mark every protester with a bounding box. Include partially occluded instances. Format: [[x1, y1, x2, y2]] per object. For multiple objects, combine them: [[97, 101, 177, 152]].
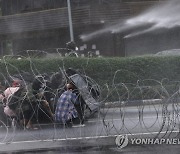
[[31, 75, 54, 123], [0, 80, 22, 127], [0, 80, 34, 129], [3, 80, 21, 117], [55, 83, 83, 126]]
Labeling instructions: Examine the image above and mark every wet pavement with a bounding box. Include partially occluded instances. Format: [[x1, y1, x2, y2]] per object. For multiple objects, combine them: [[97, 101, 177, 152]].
[[7, 139, 180, 154], [0, 104, 179, 153]]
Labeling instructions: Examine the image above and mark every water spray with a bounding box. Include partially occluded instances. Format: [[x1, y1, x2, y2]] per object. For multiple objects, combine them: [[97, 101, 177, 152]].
[[80, 0, 180, 41]]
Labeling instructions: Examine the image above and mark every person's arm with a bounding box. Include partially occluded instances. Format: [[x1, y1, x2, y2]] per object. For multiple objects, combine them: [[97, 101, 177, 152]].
[[71, 93, 79, 105], [42, 100, 54, 118]]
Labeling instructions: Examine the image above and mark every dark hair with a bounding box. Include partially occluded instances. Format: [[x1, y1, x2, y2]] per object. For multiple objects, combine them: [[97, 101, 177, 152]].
[[66, 41, 76, 50], [66, 83, 74, 90]]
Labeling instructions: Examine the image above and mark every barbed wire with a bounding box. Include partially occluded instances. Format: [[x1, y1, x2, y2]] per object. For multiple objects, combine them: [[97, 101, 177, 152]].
[[0, 53, 180, 146]]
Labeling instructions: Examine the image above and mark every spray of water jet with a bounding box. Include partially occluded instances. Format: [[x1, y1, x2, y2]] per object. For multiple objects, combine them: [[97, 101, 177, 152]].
[[80, 0, 180, 41]]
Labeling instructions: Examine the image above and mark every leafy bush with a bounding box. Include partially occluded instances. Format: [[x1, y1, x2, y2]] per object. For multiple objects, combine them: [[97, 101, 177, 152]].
[[1, 56, 180, 101]]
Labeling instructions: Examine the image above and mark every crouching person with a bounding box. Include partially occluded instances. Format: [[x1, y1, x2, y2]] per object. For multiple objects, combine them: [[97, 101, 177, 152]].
[[55, 83, 84, 127], [2, 80, 22, 127]]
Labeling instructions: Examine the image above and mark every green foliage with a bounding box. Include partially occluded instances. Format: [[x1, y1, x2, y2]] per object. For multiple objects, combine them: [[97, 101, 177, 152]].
[[0, 56, 180, 83], [1, 56, 180, 101]]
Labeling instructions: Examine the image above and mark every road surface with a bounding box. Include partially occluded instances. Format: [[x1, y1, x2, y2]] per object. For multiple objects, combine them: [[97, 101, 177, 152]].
[[0, 103, 180, 153]]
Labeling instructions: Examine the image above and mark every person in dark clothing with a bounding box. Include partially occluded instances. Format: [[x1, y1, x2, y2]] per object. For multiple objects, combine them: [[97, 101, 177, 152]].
[[31, 75, 54, 123]]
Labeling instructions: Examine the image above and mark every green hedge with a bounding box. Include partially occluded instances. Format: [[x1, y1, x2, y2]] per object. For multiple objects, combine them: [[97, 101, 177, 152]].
[[0, 56, 180, 101]]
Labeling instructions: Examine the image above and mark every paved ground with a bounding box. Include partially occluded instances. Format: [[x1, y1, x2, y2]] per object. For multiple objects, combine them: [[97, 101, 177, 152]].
[[0, 103, 180, 153]]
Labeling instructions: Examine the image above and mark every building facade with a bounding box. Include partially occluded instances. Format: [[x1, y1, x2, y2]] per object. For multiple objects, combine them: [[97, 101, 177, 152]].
[[0, 0, 172, 57]]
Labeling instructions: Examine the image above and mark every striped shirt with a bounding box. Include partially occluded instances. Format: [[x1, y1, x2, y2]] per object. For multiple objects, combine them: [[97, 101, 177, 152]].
[[55, 90, 79, 123]]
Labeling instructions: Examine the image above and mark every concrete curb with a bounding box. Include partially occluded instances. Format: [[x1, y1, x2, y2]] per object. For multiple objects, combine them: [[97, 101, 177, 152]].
[[104, 99, 163, 108], [0, 130, 178, 153], [0, 136, 116, 153]]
